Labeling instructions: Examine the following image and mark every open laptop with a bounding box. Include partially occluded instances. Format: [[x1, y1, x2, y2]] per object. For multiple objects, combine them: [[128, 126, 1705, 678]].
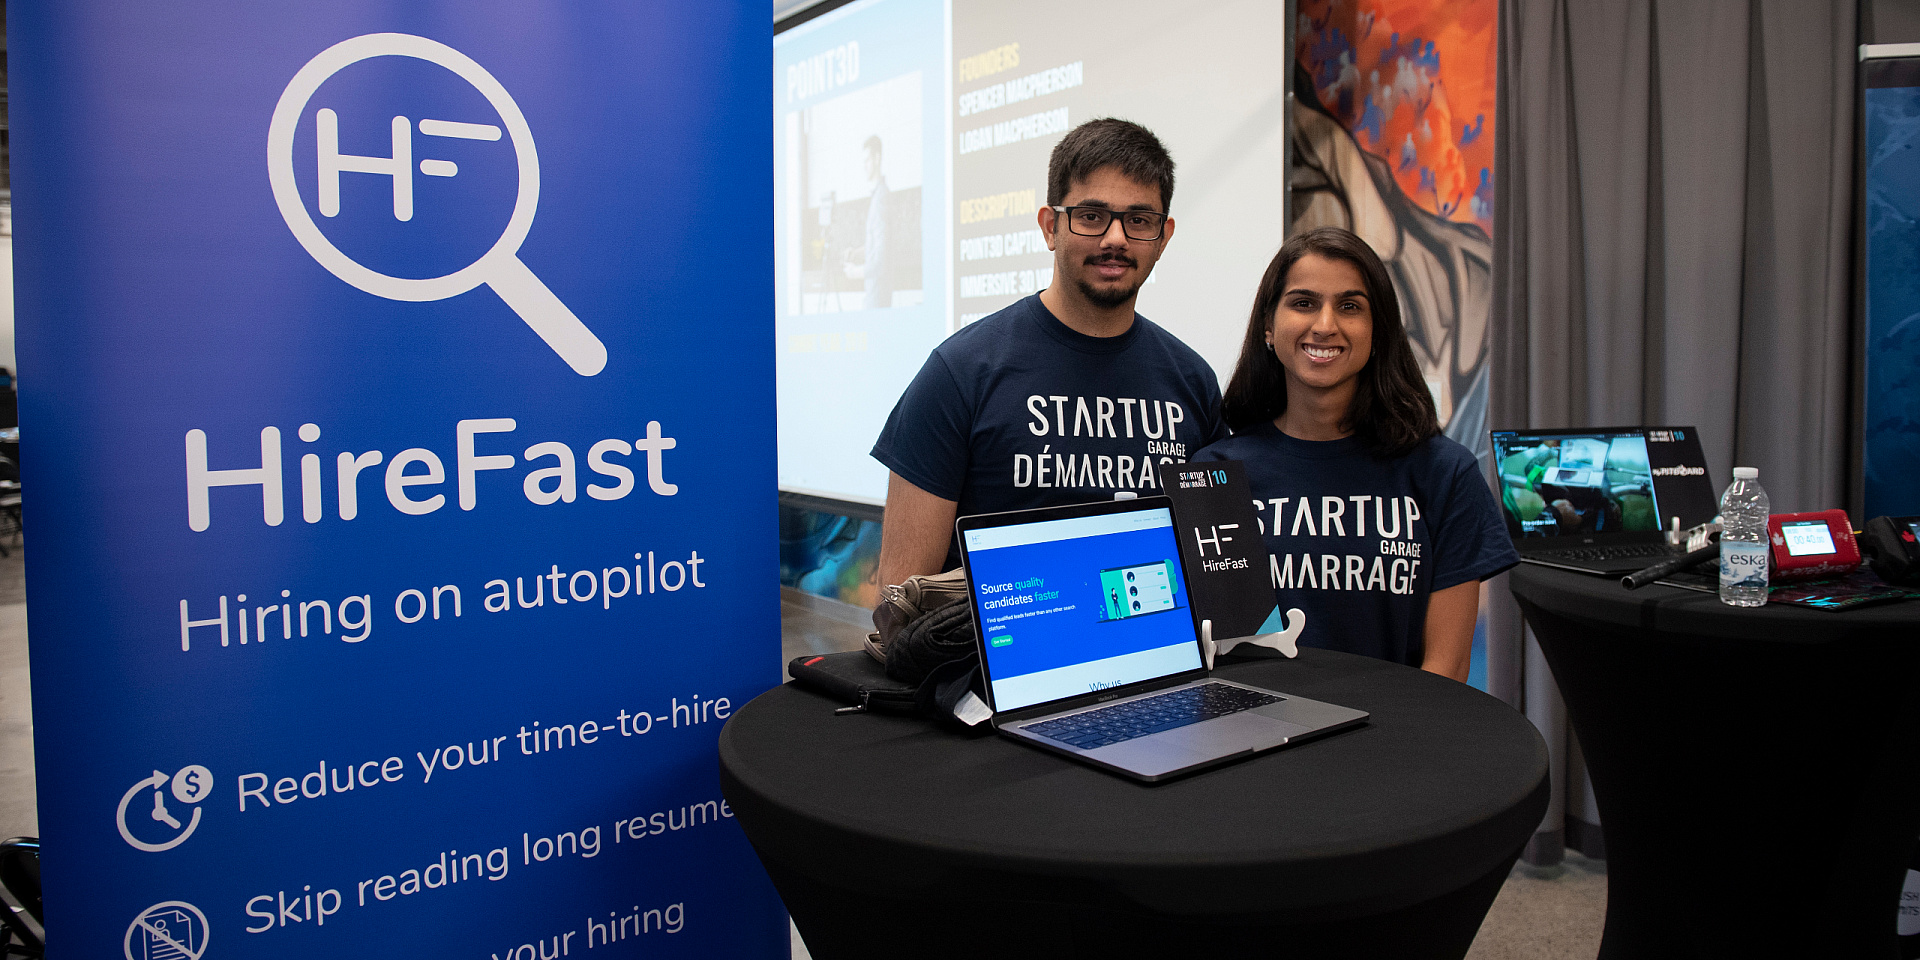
[[1490, 425, 1719, 576], [956, 497, 1368, 783]]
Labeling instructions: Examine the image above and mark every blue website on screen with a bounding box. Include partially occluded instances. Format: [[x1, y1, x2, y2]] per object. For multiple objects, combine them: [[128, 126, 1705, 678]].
[[964, 509, 1202, 711]]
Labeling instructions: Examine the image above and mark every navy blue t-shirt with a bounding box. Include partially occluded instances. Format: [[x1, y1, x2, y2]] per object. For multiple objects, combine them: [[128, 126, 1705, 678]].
[[1194, 423, 1519, 668], [872, 295, 1227, 566]]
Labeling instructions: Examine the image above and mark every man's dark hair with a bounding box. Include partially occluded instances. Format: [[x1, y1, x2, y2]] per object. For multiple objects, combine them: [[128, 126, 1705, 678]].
[[1046, 118, 1175, 213], [1221, 226, 1440, 457], [864, 135, 882, 158]]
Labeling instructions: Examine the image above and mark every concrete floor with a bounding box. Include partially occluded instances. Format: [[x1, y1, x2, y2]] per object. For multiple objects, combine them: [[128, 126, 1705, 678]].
[[1468, 853, 1609, 960], [0, 566, 1605, 957]]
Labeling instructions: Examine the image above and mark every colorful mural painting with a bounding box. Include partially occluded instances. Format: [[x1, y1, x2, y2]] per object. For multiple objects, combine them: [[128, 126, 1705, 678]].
[[780, 506, 883, 608], [1292, 0, 1498, 459]]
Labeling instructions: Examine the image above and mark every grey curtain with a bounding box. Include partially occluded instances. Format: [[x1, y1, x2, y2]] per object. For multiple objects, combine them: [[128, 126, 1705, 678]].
[[1487, 0, 1858, 865]]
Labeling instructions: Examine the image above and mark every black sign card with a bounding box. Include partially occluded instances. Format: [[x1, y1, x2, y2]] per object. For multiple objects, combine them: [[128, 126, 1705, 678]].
[[1158, 460, 1285, 642], [1644, 426, 1719, 528]]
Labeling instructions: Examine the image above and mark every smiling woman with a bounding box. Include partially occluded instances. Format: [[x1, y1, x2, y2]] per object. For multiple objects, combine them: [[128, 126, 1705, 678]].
[[1194, 227, 1518, 681], [1222, 227, 1434, 453]]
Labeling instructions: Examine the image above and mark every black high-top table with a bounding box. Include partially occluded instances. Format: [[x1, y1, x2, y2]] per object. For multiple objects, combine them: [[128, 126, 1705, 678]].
[[719, 648, 1548, 960], [1510, 564, 1920, 959]]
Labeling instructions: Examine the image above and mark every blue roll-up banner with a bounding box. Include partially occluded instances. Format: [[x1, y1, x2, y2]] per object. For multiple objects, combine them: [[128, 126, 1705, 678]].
[[11, 4, 784, 957]]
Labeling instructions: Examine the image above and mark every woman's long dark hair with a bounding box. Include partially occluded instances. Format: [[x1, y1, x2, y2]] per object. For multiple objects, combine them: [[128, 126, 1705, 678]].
[[1221, 226, 1439, 457]]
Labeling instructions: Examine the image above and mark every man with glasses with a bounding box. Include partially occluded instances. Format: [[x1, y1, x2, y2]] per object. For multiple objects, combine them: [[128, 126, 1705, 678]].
[[871, 118, 1229, 584]]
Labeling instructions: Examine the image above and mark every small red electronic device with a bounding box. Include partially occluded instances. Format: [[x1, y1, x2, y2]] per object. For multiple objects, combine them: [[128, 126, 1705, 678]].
[[1766, 509, 1860, 581]]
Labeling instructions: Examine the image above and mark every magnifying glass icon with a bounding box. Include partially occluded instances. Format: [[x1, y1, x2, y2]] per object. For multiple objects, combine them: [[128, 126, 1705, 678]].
[[267, 33, 607, 376]]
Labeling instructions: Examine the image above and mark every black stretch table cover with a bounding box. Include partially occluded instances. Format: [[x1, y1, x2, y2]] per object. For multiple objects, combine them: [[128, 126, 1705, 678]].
[[1511, 565, 1920, 960], [720, 649, 1548, 960], [1510, 561, 1920, 642]]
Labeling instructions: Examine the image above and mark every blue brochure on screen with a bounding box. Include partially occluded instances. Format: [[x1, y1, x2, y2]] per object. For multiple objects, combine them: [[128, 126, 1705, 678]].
[[1158, 460, 1298, 652]]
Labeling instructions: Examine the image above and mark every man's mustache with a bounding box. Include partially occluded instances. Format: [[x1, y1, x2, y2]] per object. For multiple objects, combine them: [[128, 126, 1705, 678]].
[[1085, 253, 1138, 268]]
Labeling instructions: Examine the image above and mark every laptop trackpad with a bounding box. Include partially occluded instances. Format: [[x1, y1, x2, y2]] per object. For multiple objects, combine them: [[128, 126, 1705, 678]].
[[1093, 733, 1217, 778], [1084, 713, 1308, 778], [1156, 711, 1302, 754]]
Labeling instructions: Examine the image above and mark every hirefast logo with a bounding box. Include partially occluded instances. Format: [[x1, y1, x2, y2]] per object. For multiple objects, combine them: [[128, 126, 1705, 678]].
[[185, 418, 679, 532], [1652, 465, 1706, 477], [267, 33, 608, 375]]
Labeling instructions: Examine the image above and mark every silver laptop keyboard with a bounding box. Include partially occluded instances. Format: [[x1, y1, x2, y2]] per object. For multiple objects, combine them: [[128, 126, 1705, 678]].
[[1024, 682, 1281, 750]]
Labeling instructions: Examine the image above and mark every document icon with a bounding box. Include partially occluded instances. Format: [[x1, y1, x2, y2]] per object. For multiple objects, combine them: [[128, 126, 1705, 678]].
[[125, 901, 208, 960]]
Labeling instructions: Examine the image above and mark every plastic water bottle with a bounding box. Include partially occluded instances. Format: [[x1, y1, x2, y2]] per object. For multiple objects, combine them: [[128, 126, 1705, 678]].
[[1718, 467, 1770, 607]]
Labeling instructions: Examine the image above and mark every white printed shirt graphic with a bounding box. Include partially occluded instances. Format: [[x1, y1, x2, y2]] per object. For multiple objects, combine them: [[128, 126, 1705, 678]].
[[872, 295, 1228, 567], [1194, 423, 1518, 668]]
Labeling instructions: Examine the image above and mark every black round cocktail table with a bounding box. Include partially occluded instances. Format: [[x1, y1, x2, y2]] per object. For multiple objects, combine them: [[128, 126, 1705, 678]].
[[1511, 564, 1920, 959], [719, 648, 1548, 959]]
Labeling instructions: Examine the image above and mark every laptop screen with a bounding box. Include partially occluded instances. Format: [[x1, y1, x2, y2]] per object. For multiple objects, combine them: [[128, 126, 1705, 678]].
[[1490, 428, 1665, 539], [961, 505, 1202, 712]]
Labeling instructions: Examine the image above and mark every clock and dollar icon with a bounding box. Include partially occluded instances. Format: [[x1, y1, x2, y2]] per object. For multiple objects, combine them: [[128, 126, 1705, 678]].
[[117, 765, 214, 853]]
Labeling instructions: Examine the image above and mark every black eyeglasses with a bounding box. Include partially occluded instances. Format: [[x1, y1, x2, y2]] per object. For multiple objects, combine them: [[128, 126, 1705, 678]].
[[1049, 205, 1169, 241]]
